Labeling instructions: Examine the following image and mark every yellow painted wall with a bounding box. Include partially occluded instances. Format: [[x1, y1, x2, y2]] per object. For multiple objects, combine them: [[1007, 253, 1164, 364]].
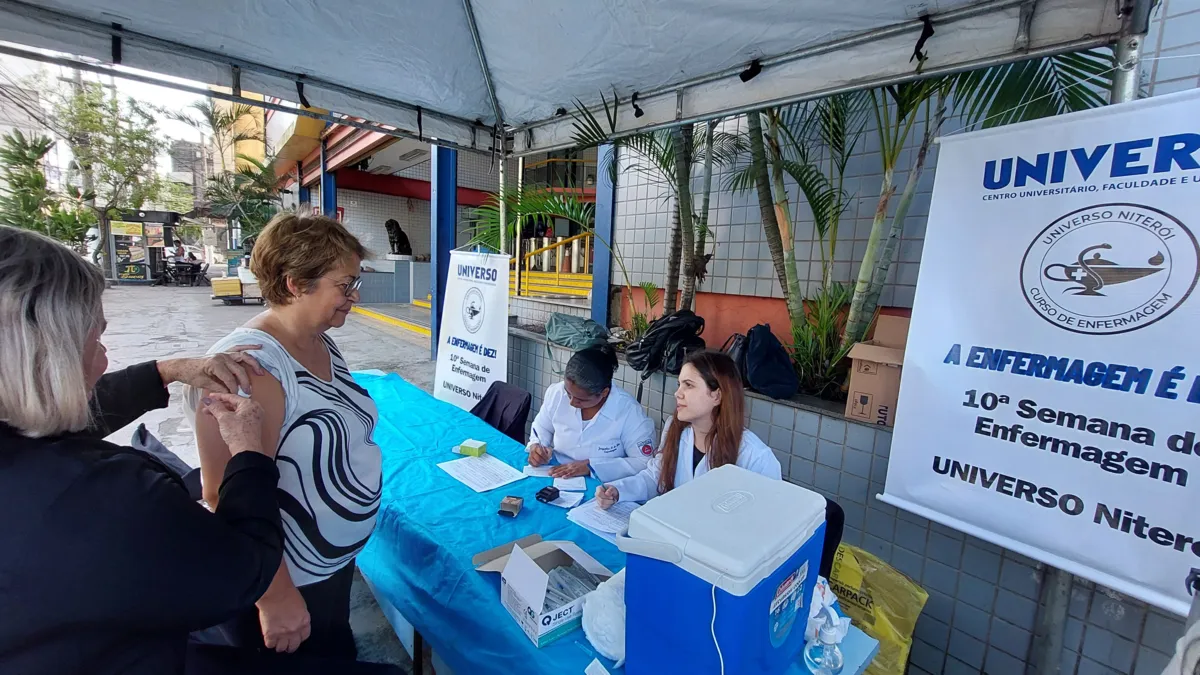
[[209, 87, 266, 170]]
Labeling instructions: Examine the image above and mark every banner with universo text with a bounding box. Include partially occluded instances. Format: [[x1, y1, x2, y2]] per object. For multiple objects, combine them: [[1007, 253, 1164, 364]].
[[882, 89, 1200, 615], [434, 250, 510, 411]]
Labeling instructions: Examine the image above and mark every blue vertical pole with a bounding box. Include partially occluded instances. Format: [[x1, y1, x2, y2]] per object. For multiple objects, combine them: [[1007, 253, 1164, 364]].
[[591, 143, 616, 326], [430, 145, 458, 359], [319, 141, 336, 217]]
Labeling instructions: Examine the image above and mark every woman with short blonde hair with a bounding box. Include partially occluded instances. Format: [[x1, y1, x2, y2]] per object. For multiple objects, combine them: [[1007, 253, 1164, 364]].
[[189, 212, 381, 661], [0, 225, 285, 675]]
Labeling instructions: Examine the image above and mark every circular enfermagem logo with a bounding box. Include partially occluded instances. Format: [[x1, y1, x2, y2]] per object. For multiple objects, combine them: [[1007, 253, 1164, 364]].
[[1020, 203, 1199, 335], [462, 287, 486, 333]]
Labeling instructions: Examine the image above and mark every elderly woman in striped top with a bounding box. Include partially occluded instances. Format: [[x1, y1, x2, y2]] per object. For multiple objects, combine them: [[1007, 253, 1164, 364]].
[[188, 213, 380, 661]]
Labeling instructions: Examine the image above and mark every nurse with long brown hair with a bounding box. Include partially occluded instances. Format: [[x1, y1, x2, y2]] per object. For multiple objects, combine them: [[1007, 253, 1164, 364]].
[[596, 350, 781, 508]]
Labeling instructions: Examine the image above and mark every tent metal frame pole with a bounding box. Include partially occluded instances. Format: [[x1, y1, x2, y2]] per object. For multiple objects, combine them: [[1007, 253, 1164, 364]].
[[0, 0, 485, 135], [512, 32, 1113, 154], [1031, 3, 1152, 673], [498, 158, 507, 256], [0, 43, 493, 155], [461, 0, 504, 126]]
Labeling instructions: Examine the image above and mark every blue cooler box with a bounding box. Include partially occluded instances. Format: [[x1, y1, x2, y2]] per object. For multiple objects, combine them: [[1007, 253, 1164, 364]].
[[618, 465, 826, 675]]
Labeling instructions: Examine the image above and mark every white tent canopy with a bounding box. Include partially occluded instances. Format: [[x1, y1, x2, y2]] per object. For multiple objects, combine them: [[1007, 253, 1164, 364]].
[[0, 0, 1123, 155]]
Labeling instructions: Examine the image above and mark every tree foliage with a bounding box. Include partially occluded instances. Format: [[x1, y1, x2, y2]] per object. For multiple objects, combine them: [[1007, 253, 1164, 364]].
[[0, 129, 55, 232], [0, 129, 97, 252], [205, 154, 282, 237]]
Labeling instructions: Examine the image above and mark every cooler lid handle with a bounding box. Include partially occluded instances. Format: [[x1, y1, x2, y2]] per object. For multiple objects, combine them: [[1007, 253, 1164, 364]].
[[615, 535, 683, 563]]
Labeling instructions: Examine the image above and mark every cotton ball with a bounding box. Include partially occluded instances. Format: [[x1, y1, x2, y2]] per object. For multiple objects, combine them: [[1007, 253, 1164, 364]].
[[582, 568, 626, 666]]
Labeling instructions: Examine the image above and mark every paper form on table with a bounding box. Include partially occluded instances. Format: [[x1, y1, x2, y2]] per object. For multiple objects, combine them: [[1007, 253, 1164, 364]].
[[547, 491, 584, 508], [522, 465, 553, 477], [553, 476, 586, 491], [437, 454, 525, 493], [567, 499, 637, 541]]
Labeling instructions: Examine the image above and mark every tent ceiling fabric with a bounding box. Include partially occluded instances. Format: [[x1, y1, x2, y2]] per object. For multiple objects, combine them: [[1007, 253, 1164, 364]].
[[0, 0, 1122, 155]]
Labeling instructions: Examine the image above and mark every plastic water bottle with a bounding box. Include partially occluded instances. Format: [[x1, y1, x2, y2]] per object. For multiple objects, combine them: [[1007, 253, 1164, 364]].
[[802, 620, 845, 674]]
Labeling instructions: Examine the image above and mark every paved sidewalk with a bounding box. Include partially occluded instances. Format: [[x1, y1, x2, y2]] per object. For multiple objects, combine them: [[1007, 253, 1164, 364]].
[[101, 284, 430, 669]]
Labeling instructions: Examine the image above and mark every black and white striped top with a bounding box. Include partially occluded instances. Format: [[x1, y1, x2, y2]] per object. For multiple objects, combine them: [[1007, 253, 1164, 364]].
[[191, 328, 381, 587]]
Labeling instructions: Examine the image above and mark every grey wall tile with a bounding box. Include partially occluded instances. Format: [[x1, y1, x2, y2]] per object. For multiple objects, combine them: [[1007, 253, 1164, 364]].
[[1082, 626, 1137, 673], [768, 424, 792, 452], [813, 464, 840, 495], [1133, 645, 1172, 675], [817, 440, 844, 468], [818, 416, 846, 443], [962, 542, 1003, 583], [1141, 610, 1185, 654], [989, 617, 1033, 660], [957, 573, 997, 613], [792, 433, 817, 460], [994, 589, 1038, 632], [843, 448, 872, 478], [915, 615, 952, 650], [923, 560, 960, 597], [1088, 595, 1146, 641], [771, 403, 795, 429], [865, 507, 896, 540], [985, 645, 1027, 675], [874, 430, 892, 457], [1000, 558, 1042, 600], [890, 545, 926, 583], [923, 589, 954, 624], [948, 629, 986, 670], [795, 410, 820, 436], [790, 457, 815, 486], [845, 422, 875, 451], [838, 473, 869, 504], [909, 638, 945, 674], [953, 599, 991, 641], [928, 531, 965, 567], [894, 519, 930, 555]]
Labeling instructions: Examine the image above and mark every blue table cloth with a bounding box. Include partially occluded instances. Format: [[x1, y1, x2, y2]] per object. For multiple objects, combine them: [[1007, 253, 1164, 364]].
[[354, 372, 878, 675], [354, 373, 625, 675]]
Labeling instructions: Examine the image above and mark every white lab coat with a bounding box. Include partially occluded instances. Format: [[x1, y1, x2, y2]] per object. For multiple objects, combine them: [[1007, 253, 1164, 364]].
[[608, 423, 782, 503], [528, 381, 656, 482]]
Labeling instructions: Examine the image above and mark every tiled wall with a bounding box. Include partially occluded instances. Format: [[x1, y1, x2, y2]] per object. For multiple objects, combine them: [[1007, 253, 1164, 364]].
[[340, 188, 482, 259], [612, 111, 931, 307], [1145, 0, 1200, 96], [510, 297, 589, 328], [608, 1, 1200, 312], [393, 153, 518, 193], [505, 330, 1187, 674]]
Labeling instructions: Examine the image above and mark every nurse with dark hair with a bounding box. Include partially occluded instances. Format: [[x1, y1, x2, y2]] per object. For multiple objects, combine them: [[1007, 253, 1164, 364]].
[[526, 344, 657, 481]]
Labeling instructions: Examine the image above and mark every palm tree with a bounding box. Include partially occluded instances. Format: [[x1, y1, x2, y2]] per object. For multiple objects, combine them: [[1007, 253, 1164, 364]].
[[206, 154, 282, 238], [168, 100, 263, 173], [467, 185, 651, 328], [569, 93, 745, 312], [841, 48, 1115, 344]]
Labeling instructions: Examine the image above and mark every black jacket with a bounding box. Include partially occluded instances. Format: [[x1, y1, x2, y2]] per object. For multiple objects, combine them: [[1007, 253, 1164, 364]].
[[0, 363, 284, 675]]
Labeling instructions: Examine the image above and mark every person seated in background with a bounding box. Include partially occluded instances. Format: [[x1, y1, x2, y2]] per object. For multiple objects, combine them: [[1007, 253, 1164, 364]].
[[0, 225, 284, 675], [596, 350, 781, 508], [384, 218, 412, 256], [527, 344, 656, 482]]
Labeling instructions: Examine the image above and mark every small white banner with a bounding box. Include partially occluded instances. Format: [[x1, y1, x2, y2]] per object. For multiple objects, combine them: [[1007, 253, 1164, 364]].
[[434, 250, 510, 410], [883, 89, 1200, 615]]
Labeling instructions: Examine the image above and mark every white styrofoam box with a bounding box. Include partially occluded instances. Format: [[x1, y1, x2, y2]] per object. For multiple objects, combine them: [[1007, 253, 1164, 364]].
[[618, 464, 825, 596]]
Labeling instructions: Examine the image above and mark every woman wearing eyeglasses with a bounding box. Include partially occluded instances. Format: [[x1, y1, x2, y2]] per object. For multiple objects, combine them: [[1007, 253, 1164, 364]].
[[186, 213, 380, 662]]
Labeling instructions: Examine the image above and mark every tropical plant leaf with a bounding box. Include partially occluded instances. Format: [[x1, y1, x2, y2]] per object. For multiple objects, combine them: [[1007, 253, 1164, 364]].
[[953, 48, 1114, 129], [780, 159, 839, 238], [465, 186, 596, 251]]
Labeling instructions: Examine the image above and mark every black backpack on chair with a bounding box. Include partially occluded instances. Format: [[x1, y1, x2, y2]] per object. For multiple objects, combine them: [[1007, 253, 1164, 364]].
[[626, 309, 706, 400]]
